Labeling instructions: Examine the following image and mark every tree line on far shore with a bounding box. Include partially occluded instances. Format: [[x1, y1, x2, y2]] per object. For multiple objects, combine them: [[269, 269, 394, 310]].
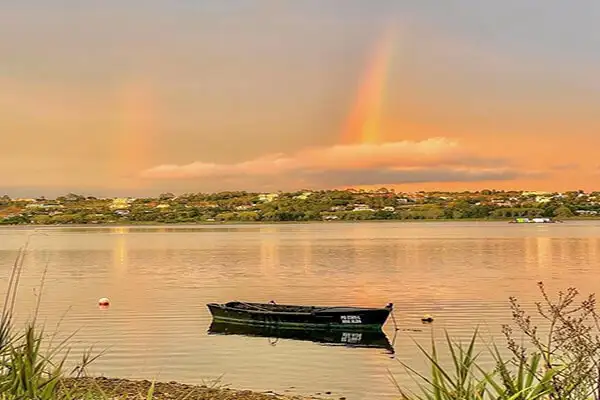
[[0, 189, 597, 225]]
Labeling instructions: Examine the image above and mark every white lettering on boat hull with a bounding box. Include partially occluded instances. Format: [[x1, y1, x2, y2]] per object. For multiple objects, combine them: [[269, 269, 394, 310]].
[[341, 332, 362, 343], [340, 315, 362, 324]]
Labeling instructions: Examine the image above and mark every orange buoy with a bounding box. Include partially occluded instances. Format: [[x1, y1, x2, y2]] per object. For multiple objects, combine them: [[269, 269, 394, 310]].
[[98, 297, 110, 307]]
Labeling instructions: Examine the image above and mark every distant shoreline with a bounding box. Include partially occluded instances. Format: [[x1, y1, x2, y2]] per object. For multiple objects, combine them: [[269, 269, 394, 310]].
[[2, 217, 600, 229], [3, 190, 598, 227]]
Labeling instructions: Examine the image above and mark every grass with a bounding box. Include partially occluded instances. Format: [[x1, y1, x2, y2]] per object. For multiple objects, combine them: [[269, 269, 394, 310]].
[[390, 330, 557, 400]]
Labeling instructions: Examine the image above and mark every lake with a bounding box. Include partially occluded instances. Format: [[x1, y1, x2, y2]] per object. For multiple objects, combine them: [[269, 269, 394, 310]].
[[1, 221, 600, 399]]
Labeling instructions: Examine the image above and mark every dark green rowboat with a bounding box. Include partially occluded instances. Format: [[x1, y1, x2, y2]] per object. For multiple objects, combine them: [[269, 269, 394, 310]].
[[206, 301, 393, 331]]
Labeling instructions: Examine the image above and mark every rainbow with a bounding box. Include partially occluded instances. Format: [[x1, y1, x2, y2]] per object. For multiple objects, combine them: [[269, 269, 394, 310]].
[[114, 77, 156, 188], [341, 28, 396, 145]]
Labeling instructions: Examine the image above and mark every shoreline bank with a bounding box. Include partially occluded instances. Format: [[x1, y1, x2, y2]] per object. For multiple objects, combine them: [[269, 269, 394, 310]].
[[1, 217, 600, 229], [61, 377, 335, 400]]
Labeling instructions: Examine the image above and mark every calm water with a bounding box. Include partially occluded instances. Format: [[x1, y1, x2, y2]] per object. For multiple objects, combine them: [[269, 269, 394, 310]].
[[1, 221, 600, 399]]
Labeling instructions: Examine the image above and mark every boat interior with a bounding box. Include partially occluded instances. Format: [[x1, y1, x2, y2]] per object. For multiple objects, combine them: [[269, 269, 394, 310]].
[[224, 301, 324, 313], [222, 301, 391, 313]]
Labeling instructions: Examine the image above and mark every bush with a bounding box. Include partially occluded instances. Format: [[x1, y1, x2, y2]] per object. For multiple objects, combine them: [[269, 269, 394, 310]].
[[394, 282, 600, 400]]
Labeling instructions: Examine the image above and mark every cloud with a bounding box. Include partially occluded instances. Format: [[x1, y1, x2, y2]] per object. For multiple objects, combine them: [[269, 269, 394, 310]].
[[550, 163, 579, 171], [141, 138, 535, 189], [300, 168, 527, 187]]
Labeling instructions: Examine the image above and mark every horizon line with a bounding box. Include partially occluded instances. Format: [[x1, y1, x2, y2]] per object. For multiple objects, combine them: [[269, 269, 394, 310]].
[[2, 188, 595, 200]]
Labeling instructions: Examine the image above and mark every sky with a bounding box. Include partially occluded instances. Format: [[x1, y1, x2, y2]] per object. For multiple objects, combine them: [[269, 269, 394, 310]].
[[1, 0, 600, 197]]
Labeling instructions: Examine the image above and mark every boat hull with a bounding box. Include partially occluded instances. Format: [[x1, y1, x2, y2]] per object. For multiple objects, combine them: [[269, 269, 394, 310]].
[[207, 302, 392, 331]]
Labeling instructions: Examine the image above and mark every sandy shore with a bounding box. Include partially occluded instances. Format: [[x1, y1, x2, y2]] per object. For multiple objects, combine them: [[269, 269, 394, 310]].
[[61, 377, 340, 400]]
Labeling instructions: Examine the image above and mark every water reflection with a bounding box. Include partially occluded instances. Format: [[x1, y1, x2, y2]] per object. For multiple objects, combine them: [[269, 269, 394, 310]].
[[259, 233, 279, 278], [112, 227, 129, 275], [207, 322, 395, 354]]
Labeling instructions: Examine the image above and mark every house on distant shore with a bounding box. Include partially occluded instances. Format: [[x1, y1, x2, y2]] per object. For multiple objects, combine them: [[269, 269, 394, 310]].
[[576, 210, 598, 216], [110, 198, 130, 210], [235, 204, 255, 211], [352, 204, 375, 212], [491, 199, 513, 207], [25, 203, 64, 210], [258, 193, 279, 202], [293, 192, 313, 200]]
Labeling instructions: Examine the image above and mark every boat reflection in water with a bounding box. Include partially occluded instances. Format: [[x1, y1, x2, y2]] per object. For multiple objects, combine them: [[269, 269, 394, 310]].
[[208, 322, 395, 354]]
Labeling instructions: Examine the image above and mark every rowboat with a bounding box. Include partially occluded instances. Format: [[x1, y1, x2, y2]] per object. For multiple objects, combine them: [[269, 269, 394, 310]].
[[208, 321, 394, 353], [206, 301, 393, 331]]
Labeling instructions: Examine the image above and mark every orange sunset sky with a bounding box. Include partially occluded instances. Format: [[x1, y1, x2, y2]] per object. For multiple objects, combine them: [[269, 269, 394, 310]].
[[1, 1, 599, 196]]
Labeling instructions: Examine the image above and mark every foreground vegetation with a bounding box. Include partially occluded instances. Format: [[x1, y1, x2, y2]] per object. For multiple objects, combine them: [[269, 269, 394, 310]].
[[394, 282, 600, 400], [2, 189, 600, 225], [2, 245, 599, 399]]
